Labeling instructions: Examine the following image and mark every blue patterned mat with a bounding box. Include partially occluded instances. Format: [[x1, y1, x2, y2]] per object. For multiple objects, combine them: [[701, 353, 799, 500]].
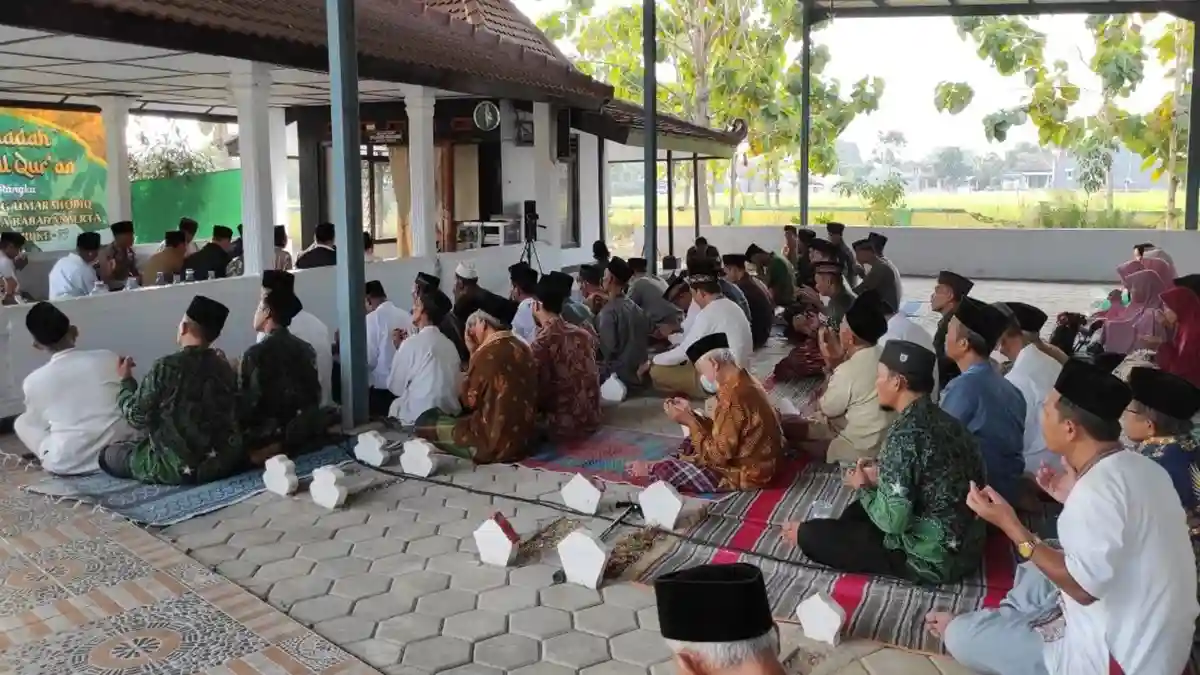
[[21, 444, 352, 527]]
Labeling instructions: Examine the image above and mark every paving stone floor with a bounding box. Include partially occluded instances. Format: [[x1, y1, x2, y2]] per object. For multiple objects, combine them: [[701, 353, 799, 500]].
[[3, 278, 1108, 675]]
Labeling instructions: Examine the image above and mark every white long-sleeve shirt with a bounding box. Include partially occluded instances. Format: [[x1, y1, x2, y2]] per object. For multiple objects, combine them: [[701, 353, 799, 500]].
[[365, 301, 413, 390], [1005, 343, 1063, 472], [653, 297, 752, 367], [512, 297, 537, 343], [48, 253, 98, 299], [387, 325, 463, 424], [14, 348, 133, 474]]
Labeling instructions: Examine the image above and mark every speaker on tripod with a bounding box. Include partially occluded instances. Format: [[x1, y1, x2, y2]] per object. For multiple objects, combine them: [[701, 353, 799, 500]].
[[520, 200, 543, 270]]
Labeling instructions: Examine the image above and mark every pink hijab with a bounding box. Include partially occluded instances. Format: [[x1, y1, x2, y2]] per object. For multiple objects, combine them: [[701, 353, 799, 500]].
[[1116, 259, 1144, 283], [1104, 269, 1168, 353], [1144, 247, 1176, 273]]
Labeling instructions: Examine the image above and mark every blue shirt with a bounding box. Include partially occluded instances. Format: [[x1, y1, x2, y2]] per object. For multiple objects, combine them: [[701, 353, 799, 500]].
[[939, 361, 1027, 504]]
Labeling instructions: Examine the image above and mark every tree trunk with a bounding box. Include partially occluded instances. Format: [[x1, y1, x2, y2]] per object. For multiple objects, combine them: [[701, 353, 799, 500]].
[[1166, 20, 1187, 229], [1105, 165, 1115, 214], [728, 154, 740, 225], [689, 8, 712, 228]]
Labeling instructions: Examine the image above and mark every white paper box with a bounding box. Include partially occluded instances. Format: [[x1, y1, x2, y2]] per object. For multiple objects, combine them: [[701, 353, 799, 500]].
[[639, 480, 684, 529], [796, 591, 846, 646], [474, 513, 521, 567], [600, 375, 627, 405], [557, 529, 611, 589], [561, 475, 605, 515], [354, 431, 392, 467], [400, 438, 439, 477], [263, 455, 298, 496], [310, 465, 349, 509]]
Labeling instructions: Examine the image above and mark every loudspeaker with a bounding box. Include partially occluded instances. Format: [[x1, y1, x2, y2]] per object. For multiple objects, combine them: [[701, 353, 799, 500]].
[[556, 109, 572, 160], [662, 256, 679, 271], [523, 200, 538, 242]]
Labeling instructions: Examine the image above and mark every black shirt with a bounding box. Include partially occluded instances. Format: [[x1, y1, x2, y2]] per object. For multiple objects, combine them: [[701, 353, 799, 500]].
[[183, 243, 232, 280], [934, 312, 961, 390], [296, 245, 337, 270]]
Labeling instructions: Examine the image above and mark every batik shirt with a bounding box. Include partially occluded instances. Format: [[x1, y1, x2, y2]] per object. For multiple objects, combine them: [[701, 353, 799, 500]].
[[561, 298, 595, 331], [454, 331, 539, 463], [531, 317, 602, 441], [239, 329, 325, 450], [1139, 435, 1200, 517], [859, 395, 987, 584], [118, 346, 242, 485], [686, 368, 783, 490]]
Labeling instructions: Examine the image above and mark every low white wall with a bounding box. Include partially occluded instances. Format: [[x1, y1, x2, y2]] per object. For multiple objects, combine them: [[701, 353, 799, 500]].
[[0, 242, 561, 419], [639, 225, 1200, 283]]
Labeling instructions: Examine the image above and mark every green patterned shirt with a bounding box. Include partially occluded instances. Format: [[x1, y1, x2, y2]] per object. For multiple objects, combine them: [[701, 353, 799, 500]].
[[239, 329, 325, 450], [118, 346, 242, 485], [859, 395, 987, 583]]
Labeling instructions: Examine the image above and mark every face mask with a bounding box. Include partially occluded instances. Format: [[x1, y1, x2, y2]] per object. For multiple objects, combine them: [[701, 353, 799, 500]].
[[700, 375, 719, 395], [256, 331, 267, 344]]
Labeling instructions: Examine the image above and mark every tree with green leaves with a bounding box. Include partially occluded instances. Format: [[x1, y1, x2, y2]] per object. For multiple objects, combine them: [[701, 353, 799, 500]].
[[928, 146, 972, 188], [538, 0, 883, 225]]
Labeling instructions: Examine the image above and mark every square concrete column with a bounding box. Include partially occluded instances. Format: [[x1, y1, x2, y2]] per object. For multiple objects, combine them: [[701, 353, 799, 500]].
[[406, 88, 437, 257], [533, 102, 561, 248], [231, 60, 276, 274], [94, 96, 132, 225], [269, 108, 290, 237]]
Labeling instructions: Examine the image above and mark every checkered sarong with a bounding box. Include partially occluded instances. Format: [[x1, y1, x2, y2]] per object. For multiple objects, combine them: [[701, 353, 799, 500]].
[[413, 409, 475, 460], [648, 439, 723, 493]]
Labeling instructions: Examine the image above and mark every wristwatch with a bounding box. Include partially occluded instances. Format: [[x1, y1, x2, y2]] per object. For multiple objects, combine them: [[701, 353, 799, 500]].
[[1016, 537, 1041, 560]]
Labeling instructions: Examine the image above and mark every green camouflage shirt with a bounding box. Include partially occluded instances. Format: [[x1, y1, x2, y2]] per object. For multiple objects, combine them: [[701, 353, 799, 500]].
[[118, 346, 242, 485], [859, 395, 987, 583], [239, 329, 325, 450]]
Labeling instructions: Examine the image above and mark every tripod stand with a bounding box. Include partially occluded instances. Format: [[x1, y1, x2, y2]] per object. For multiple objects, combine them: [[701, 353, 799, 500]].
[[519, 236, 543, 271]]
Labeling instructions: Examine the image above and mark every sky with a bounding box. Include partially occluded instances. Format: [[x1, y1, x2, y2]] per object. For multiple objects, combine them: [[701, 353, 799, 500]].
[[512, 0, 1179, 161]]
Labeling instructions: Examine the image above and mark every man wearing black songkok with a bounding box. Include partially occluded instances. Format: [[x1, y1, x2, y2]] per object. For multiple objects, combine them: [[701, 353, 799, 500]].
[[655, 563, 784, 674], [994, 300, 1064, 473], [851, 238, 900, 316], [99, 220, 139, 290], [595, 257, 650, 390], [100, 295, 242, 485], [722, 254, 773, 349], [931, 270, 974, 390], [825, 221, 860, 286], [786, 339, 986, 584]]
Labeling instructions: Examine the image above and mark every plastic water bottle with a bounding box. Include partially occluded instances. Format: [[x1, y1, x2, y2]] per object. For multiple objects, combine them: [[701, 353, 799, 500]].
[[89, 280, 108, 296], [185, 269, 195, 283], [172, 274, 182, 284], [155, 272, 165, 286], [124, 277, 139, 291]]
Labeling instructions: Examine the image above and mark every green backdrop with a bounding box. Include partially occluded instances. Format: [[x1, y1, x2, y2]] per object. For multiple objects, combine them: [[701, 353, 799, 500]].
[[130, 169, 243, 245]]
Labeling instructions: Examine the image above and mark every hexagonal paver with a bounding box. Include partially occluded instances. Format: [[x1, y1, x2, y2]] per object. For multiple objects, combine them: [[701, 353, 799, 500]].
[[415, 506, 468, 526], [397, 495, 447, 512], [316, 510, 369, 530], [443, 610, 507, 642], [335, 524, 388, 543], [345, 638, 403, 668], [575, 604, 638, 638], [636, 607, 660, 631], [312, 557, 371, 579], [474, 633, 540, 670], [366, 510, 417, 529], [509, 564, 559, 589], [370, 553, 426, 576], [298, 540, 354, 561], [350, 591, 416, 623], [478, 585, 539, 614], [279, 526, 335, 544], [540, 584, 602, 612], [390, 570, 450, 598], [442, 665, 504, 675], [402, 636, 471, 671], [266, 576, 332, 609], [214, 559, 259, 582], [239, 542, 302, 565], [252, 558, 314, 584], [437, 519, 481, 539], [425, 552, 487, 575], [511, 664, 575, 675], [406, 535, 458, 557], [384, 522, 438, 542], [331, 573, 392, 600], [290, 595, 353, 625], [582, 663, 650, 675], [510, 606, 572, 639], [352, 537, 408, 560], [415, 589, 477, 618], [314, 615, 376, 644], [190, 544, 240, 566], [602, 583, 656, 610], [377, 613, 442, 646], [265, 513, 321, 530], [174, 529, 231, 550], [610, 630, 673, 667], [227, 529, 283, 548], [543, 631, 610, 669], [448, 566, 508, 592]]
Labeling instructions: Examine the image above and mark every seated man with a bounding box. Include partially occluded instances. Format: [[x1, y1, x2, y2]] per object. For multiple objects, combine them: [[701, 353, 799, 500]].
[[508, 262, 540, 343], [722, 254, 773, 349], [239, 289, 326, 461], [746, 243, 796, 306], [996, 301, 1063, 474], [813, 260, 855, 331], [629, 333, 782, 493], [530, 274, 601, 440], [414, 309, 538, 463], [661, 273, 698, 340], [453, 262, 516, 325], [933, 361, 1197, 675], [141, 230, 187, 286], [295, 221, 337, 269], [649, 271, 752, 399], [261, 271, 333, 407], [940, 297, 1026, 505], [48, 231, 101, 299], [545, 270, 593, 330], [101, 296, 242, 485], [182, 225, 235, 280], [15, 302, 133, 474], [156, 217, 200, 255], [1121, 366, 1200, 515], [362, 280, 413, 416], [578, 264, 608, 316], [597, 257, 650, 390], [852, 237, 901, 315], [414, 271, 470, 363], [98, 220, 138, 290], [388, 290, 463, 424], [627, 257, 682, 338], [785, 340, 986, 584], [798, 291, 894, 463]]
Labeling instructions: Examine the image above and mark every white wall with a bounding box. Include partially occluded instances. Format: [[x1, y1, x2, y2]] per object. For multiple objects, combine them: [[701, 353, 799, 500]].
[[636, 225, 1200, 283]]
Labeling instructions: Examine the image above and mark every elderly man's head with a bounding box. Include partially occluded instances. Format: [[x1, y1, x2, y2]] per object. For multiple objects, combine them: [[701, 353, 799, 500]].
[[655, 563, 781, 675]]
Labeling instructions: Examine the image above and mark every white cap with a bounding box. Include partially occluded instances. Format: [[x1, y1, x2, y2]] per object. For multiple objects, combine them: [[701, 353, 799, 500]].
[[456, 262, 478, 280]]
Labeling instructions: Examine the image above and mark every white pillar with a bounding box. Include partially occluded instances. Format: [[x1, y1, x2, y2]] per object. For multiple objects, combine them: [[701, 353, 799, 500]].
[[268, 108, 289, 231], [230, 60, 275, 275], [95, 96, 132, 225], [533, 102, 560, 248], [406, 88, 437, 257]]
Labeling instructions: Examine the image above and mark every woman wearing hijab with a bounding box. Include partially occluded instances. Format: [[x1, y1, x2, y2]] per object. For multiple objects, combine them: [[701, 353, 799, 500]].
[[1102, 269, 1169, 354], [1158, 285, 1200, 387]]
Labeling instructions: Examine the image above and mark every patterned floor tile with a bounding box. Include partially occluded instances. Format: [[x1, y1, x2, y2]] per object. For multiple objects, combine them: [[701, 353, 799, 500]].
[[0, 551, 69, 618], [0, 495, 79, 539], [276, 631, 357, 672], [28, 538, 154, 595]]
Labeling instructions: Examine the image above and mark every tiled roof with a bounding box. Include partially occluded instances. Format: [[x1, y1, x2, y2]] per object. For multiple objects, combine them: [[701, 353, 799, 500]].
[[421, 0, 570, 64], [56, 0, 612, 106], [604, 100, 746, 147]]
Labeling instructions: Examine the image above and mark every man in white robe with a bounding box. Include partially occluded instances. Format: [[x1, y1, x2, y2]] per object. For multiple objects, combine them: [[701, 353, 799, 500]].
[[48, 231, 101, 299], [996, 301, 1063, 473], [877, 293, 937, 393], [362, 280, 413, 416], [388, 290, 462, 424], [260, 271, 333, 407], [928, 360, 1198, 675], [508, 262, 539, 344], [648, 272, 752, 398], [15, 302, 133, 474]]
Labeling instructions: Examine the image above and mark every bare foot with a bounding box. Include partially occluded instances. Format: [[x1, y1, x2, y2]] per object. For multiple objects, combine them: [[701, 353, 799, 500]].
[[924, 611, 955, 638], [626, 461, 653, 479], [780, 521, 801, 546]]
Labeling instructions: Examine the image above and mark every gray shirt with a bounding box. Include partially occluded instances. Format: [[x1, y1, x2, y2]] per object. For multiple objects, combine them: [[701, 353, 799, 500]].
[[596, 295, 650, 387], [854, 261, 901, 315], [628, 276, 681, 326]]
